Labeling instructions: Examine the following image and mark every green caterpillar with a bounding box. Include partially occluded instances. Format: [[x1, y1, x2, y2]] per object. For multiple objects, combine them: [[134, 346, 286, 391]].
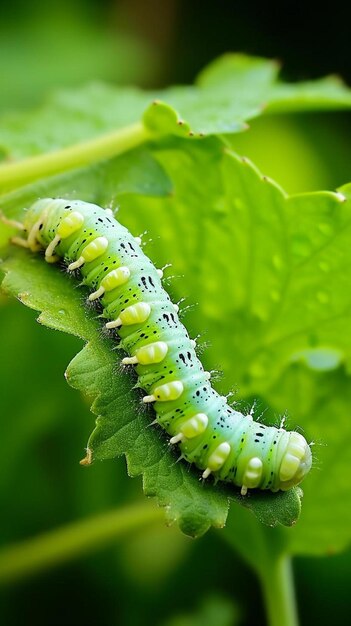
[[7, 198, 312, 495]]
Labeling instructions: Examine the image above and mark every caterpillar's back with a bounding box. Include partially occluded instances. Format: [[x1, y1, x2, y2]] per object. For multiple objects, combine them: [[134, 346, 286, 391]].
[[17, 198, 312, 495]]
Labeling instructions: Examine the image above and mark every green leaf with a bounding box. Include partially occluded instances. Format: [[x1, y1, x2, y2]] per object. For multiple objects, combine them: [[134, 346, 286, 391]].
[[2, 136, 351, 547], [134, 142, 351, 400], [0, 146, 171, 219], [143, 101, 193, 138], [111, 138, 351, 555], [2, 54, 351, 162], [0, 85, 150, 160], [198, 53, 351, 113], [265, 363, 351, 556]]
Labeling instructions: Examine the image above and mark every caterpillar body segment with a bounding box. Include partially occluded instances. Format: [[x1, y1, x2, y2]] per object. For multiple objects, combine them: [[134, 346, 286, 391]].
[[14, 198, 312, 495]]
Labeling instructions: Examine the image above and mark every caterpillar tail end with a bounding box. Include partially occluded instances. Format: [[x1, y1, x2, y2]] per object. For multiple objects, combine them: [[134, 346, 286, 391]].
[[277, 432, 313, 491]]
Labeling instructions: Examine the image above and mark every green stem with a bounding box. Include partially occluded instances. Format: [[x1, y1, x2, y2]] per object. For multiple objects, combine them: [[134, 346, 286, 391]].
[[259, 554, 299, 626], [0, 502, 163, 585], [0, 121, 151, 192]]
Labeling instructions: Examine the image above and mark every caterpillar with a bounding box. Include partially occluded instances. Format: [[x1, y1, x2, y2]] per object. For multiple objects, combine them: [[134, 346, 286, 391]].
[[5, 198, 312, 495]]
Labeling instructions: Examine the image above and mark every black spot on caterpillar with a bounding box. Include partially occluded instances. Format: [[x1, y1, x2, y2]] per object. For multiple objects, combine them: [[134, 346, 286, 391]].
[[8, 198, 312, 495]]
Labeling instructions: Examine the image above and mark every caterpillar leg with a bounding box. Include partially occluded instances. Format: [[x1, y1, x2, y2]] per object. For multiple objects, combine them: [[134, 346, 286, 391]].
[[202, 442, 231, 480], [46, 210, 85, 263], [143, 380, 184, 403], [27, 216, 47, 251], [0, 213, 29, 248], [68, 236, 108, 271], [45, 236, 61, 263], [122, 341, 169, 366], [240, 457, 263, 495], [10, 236, 30, 248], [169, 413, 208, 445], [89, 267, 130, 302], [0, 213, 26, 231], [106, 302, 151, 330]]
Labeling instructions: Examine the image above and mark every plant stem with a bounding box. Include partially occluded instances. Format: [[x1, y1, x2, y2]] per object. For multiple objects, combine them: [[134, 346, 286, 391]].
[[0, 121, 151, 192], [259, 554, 299, 626], [0, 502, 163, 585]]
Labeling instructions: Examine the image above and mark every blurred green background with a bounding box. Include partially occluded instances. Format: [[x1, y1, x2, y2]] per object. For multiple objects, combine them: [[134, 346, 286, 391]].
[[1, 1, 351, 625]]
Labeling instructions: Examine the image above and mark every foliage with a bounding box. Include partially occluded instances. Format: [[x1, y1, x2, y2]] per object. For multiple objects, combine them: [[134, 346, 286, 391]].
[[1, 53, 351, 625], [2, 54, 351, 160]]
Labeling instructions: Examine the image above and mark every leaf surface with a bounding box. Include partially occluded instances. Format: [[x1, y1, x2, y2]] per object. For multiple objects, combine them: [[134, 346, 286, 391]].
[[2, 54, 351, 162], [1, 248, 300, 537], [109, 140, 351, 554], [1, 133, 351, 551]]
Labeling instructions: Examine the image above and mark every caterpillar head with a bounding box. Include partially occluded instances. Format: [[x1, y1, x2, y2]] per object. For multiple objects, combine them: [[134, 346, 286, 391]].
[[23, 198, 52, 231], [277, 432, 312, 491]]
